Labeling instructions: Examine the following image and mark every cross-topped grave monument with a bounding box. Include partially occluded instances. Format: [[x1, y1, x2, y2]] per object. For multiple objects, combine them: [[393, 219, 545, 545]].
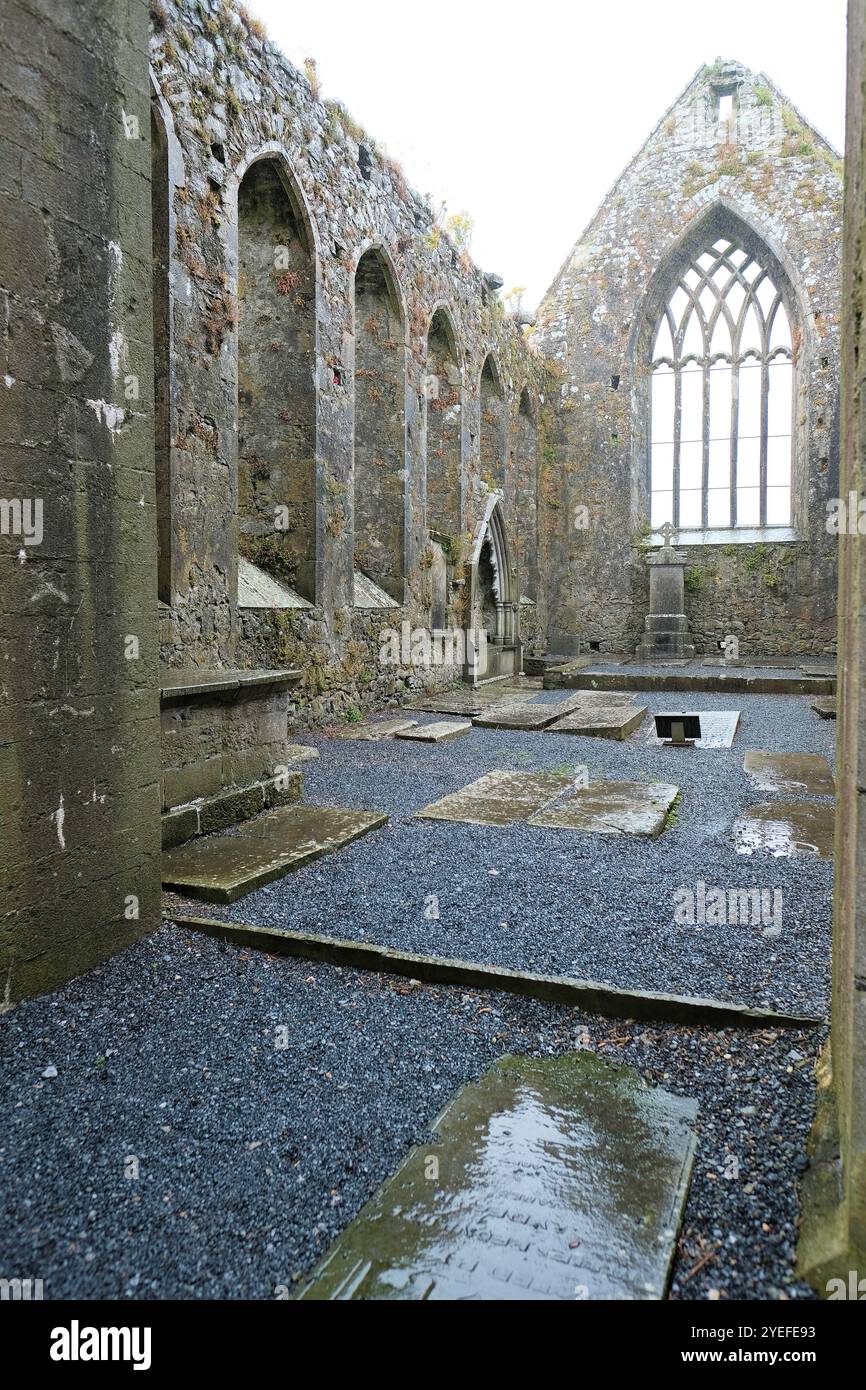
[[636, 524, 696, 662]]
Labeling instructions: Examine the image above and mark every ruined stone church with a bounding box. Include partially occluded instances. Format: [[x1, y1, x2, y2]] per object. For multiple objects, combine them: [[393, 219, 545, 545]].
[[2, 0, 864, 1305]]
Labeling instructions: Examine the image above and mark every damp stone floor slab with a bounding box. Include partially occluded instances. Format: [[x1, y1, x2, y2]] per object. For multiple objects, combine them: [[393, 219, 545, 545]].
[[161, 805, 389, 903], [329, 719, 418, 741], [394, 721, 472, 744], [415, 770, 573, 827], [734, 801, 835, 859], [548, 705, 648, 740], [743, 751, 835, 796], [528, 780, 679, 839], [295, 1051, 697, 1302], [647, 711, 741, 749]]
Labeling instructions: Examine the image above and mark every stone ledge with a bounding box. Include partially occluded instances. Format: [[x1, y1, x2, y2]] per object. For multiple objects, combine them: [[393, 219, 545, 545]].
[[160, 669, 301, 704]]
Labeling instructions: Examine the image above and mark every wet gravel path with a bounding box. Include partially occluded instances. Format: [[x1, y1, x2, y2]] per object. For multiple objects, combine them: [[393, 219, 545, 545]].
[[0, 925, 820, 1301], [191, 691, 835, 1018]]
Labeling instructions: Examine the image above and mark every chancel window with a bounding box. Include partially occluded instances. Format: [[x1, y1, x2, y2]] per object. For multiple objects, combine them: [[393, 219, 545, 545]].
[[650, 236, 794, 531]]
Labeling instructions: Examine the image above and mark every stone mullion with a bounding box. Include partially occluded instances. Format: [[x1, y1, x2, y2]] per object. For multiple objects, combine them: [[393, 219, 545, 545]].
[[673, 364, 682, 529], [731, 356, 741, 529], [759, 355, 770, 527], [702, 355, 711, 528], [758, 294, 771, 527]]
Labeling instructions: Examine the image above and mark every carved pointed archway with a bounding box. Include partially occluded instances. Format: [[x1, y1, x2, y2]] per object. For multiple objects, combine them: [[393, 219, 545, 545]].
[[465, 496, 521, 683]]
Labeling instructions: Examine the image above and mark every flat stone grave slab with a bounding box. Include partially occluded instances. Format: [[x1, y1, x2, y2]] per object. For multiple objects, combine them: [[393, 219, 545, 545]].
[[546, 657, 594, 675], [548, 705, 648, 741], [472, 691, 605, 731], [734, 801, 835, 859], [296, 1052, 697, 1301], [647, 711, 741, 749], [162, 805, 388, 903], [474, 702, 574, 731], [411, 686, 528, 718], [533, 690, 636, 708], [284, 744, 321, 763], [812, 697, 837, 720], [528, 780, 679, 839], [330, 719, 418, 741], [395, 721, 472, 745], [415, 770, 572, 827], [743, 751, 835, 796]]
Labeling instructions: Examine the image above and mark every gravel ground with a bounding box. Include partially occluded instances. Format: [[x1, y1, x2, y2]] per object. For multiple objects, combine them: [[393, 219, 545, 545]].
[[185, 691, 835, 1018], [0, 924, 820, 1301]]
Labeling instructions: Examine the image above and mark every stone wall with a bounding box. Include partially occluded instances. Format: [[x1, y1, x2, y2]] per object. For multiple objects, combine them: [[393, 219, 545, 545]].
[[538, 61, 842, 658], [799, 0, 866, 1294], [150, 0, 550, 711], [238, 605, 465, 729], [0, 0, 160, 1002]]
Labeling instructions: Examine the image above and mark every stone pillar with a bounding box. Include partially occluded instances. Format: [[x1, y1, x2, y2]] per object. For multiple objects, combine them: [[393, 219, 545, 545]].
[[636, 545, 696, 660], [798, 0, 866, 1292], [0, 0, 161, 1002]]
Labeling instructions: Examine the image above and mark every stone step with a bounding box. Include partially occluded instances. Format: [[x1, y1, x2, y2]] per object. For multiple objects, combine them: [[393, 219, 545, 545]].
[[161, 804, 388, 903], [296, 1052, 698, 1301]]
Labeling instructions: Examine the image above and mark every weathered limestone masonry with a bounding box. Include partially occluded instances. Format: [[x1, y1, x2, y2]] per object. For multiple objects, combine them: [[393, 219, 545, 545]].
[[799, 0, 866, 1293], [0, 0, 161, 1003], [149, 0, 548, 725], [538, 61, 842, 658]]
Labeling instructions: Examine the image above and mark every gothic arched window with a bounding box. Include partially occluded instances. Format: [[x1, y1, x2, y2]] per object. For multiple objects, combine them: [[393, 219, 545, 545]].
[[650, 235, 794, 531]]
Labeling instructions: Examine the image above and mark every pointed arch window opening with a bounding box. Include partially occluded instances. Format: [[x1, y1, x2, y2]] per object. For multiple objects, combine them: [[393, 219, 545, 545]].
[[650, 237, 794, 532]]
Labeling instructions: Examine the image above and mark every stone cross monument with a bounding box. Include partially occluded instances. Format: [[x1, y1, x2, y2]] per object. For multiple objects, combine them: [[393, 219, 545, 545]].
[[636, 523, 696, 660]]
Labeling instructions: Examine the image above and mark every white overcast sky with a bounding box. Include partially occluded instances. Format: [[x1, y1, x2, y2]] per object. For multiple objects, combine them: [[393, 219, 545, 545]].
[[246, 0, 848, 310]]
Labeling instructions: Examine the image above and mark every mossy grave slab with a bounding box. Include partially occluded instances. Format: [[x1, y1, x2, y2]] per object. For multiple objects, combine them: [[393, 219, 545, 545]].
[[395, 721, 472, 744], [734, 801, 835, 859], [329, 719, 418, 741], [743, 751, 835, 797], [548, 705, 648, 740], [415, 770, 572, 827], [528, 780, 679, 839], [295, 1052, 697, 1301], [162, 805, 388, 903]]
